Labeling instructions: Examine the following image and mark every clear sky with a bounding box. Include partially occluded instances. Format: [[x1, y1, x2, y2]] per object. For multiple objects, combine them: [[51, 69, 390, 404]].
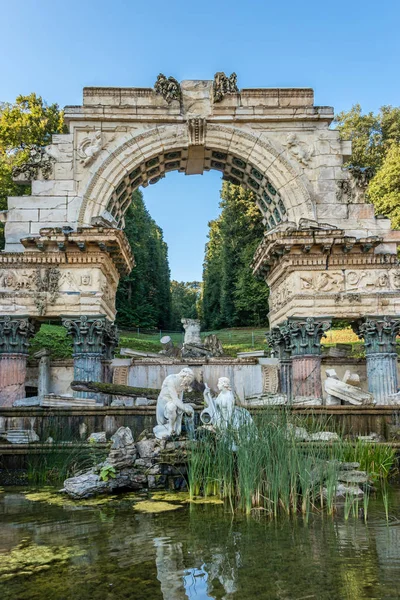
[[1, 0, 399, 280]]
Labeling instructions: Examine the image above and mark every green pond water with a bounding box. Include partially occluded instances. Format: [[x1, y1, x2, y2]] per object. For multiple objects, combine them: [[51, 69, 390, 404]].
[[1, 488, 400, 600]]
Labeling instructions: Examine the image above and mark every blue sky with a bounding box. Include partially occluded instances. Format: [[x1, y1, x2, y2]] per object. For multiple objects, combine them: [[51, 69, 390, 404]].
[[1, 0, 399, 280]]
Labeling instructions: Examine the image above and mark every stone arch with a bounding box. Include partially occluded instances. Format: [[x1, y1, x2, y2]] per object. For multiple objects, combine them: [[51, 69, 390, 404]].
[[79, 124, 316, 229]]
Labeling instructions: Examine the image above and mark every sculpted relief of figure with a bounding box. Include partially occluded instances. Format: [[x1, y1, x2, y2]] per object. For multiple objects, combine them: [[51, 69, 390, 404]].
[[300, 272, 344, 293], [200, 377, 253, 432], [153, 368, 195, 439], [213, 72, 239, 102]]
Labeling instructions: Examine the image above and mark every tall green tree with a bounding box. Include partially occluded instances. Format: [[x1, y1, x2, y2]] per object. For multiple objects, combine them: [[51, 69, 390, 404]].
[[170, 281, 200, 330], [334, 104, 400, 228], [116, 190, 171, 329], [202, 183, 269, 329], [0, 93, 66, 247]]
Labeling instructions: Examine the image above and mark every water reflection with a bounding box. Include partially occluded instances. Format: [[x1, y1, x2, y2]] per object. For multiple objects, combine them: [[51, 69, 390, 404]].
[[1, 490, 400, 599]]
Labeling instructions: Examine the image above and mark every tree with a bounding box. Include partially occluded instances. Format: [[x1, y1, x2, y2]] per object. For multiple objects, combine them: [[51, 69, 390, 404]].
[[116, 190, 171, 329], [0, 93, 66, 247], [334, 104, 400, 228], [368, 143, 400, 228], [170, 281, 200, 330], [202, 182, 269, 329]]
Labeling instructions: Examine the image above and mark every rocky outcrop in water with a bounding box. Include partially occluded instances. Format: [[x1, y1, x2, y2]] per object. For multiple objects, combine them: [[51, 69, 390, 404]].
[[62, 426, 189, 499]]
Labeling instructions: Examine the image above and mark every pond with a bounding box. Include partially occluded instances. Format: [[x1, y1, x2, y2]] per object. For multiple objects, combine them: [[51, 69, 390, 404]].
[[1, 488, 400, 599]]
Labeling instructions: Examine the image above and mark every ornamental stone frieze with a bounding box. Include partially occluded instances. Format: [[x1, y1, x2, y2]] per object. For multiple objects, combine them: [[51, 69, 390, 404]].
[[253, 224, 400, 327], [0, 227, 133, 321]]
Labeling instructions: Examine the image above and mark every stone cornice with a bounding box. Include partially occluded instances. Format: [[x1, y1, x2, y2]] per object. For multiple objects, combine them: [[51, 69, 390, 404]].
[[252, 227, 395, 278], [18, 226, 134, 276]]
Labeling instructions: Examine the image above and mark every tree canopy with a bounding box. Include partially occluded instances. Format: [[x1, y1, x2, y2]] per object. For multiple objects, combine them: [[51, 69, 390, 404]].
[[0, 93, 66, 247], [202, 182, 269, 329], [115, 189, 171, 330], [334, 104, 400, 227]]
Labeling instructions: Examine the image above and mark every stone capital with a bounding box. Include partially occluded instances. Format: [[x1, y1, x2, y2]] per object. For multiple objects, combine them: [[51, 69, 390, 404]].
[[266, 322, 291, 359], [62, 315, 108, 357], [0, 316, 36, 356], [354, 316, 400, 355], [287, 317, 331, 356]]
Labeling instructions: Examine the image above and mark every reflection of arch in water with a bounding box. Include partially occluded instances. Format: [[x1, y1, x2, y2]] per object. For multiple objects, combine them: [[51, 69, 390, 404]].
[[79, 124, 316, 230]]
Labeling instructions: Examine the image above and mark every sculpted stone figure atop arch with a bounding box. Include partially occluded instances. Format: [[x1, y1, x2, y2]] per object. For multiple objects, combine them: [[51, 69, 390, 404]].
[[1, 75, 400, 406]]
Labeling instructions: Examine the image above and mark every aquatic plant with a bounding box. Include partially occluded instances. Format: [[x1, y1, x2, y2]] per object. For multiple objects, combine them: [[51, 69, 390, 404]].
[[187, 408, 394, 519], [343, 440, 397, 481]]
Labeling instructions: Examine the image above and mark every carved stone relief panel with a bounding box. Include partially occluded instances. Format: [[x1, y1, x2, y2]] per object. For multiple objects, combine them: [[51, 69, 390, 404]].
[[299, 271, 345, 293], [262, 364, 279, 394]]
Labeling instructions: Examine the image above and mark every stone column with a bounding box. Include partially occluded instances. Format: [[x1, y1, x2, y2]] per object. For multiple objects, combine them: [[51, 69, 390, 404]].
[[102, 322, 119, 405], [62, 315, 108, 402], [287, 317, 331, 402], [266, 322, 292, 399], [0, 316, 35, 406], [354, 316, 400, 404], [33, 348, 51, 402]]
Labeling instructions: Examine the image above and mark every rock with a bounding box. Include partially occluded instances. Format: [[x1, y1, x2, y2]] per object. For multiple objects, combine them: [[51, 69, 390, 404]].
[[334, 483, 364, 497], [111, 427, 134, 449], [136, 437, 158, 458], [110, 399, 124, 407], [135, 397, 152, 406], [357, 433, 384, 443], [343, 370, 361, 387], [338, 470, 369, 484], [309, 431, 340, 442], [64, 468, 147, 499], [339, 462, 360, 470], [87, 432, 107, 444], [45, 437, 54, 444], [64, 472, 109, 499], [286, 425, 310, 441]]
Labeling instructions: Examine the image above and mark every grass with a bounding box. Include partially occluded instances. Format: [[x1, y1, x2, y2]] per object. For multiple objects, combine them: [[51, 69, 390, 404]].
[[187, 409, 396, 519]]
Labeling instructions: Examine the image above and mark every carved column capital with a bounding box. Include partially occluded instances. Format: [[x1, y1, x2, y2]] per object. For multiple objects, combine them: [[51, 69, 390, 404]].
[[354, 316, 400, 354], [0, 316, 36, 355], [287, 317, 331, 356], [103, 321, 119, 360], [62, 315, 108, 356], [266, 322, 291, 360]]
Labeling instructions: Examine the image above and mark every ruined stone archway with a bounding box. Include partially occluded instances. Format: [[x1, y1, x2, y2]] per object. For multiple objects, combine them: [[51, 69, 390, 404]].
[[1, 76, 400, 406], [78, 123, 316, 230]]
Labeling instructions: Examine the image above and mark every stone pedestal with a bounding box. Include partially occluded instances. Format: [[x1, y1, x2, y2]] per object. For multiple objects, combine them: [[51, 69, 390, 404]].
[[0, 316, 35, 406], [355, 317, 400, 404], [62, 316, 118, 403], [287, 317, 331, 402]]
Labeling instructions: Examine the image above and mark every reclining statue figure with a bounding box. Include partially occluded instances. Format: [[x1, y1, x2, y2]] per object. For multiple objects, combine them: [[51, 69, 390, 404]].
[[200, 377, 253, 432], [153, 368, 195, 439]]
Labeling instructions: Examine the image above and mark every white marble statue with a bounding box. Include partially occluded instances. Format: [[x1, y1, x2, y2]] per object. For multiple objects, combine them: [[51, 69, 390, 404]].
[[200, 377, 253, 432], [153, 368, 195, 439]]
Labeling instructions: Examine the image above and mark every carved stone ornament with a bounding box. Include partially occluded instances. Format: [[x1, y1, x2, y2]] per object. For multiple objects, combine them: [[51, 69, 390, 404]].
[[354, 316, 400, 354], [213, 72, 239, 103], [103, 321, 119, 360], [187, 117, 206, 145], [34, 267, 61, 316], [288, 317, 331, 356], [154, 73, 181, 104], [336, 166, 374, 204], [285, 133, 314, 166], [262, 364, 279, 394], [0, 316, 35, 355], [62, 315, 108, 357], [12, 145, 55, 182], [77, 131, 104, 167], [266, 324, 291, 360]]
